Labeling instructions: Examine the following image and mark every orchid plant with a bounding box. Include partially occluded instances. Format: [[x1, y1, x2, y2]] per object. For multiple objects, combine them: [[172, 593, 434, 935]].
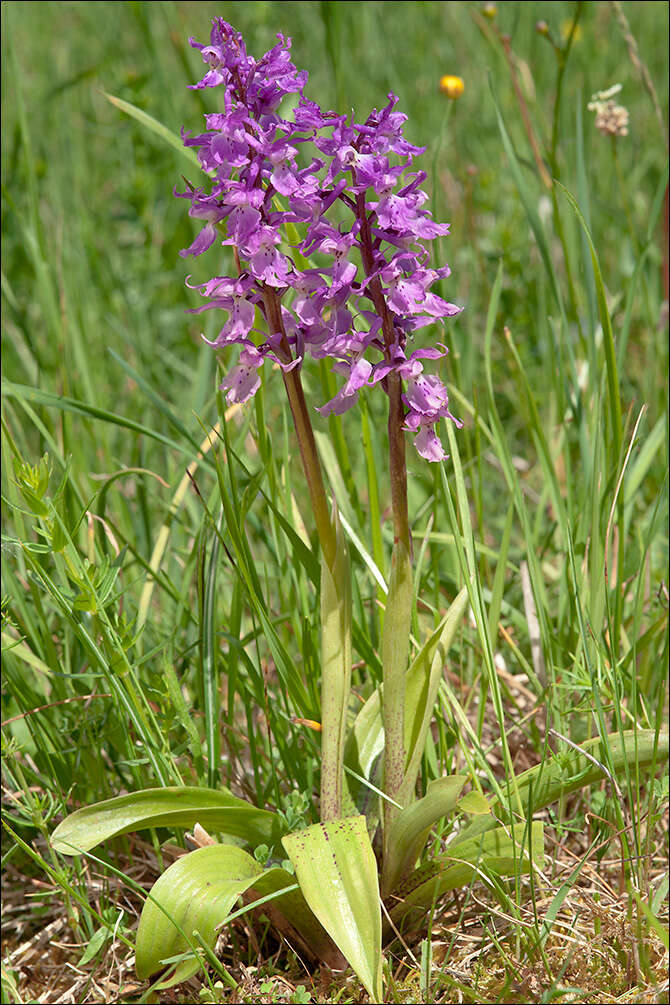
[[51, 19, 668, 1001]]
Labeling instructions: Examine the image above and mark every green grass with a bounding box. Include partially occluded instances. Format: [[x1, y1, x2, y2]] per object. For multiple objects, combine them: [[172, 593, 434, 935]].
[[2, 2, 668, 1003]]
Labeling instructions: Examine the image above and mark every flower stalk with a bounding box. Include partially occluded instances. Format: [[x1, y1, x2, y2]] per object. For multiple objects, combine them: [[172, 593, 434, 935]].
[[354, 189, 412, 825], [177, 19, 462, 828], [259, 286, 345, 818], [319, 509, 352, 820], [260, 285, 345, 820]]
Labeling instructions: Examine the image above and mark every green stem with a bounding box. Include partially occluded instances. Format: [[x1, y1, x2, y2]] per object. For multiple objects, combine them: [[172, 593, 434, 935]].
[[319, 510, 352, 821], [381, 538, 413, 834], [262, 286, 346, 821]]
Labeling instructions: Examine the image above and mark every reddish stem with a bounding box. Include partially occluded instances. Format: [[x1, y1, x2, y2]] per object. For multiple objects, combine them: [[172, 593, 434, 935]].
[[355, 192, 410, 551], [262, 286, 336, 568]]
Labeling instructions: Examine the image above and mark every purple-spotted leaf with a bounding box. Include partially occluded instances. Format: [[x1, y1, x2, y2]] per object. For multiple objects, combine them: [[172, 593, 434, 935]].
[[283, 816, 383, 1001], [51, 787, 285, 856]]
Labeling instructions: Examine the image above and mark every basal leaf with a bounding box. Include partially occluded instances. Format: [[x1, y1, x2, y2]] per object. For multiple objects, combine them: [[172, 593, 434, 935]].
[[389, 820, 544, 930], [342, 686, 385, 826], [51, 787, 285, 855], [399, 586, 469, 807], [457, 791, 492, 815], [137, 846, 342, 988], [283, 816, 383, 1001], [382, 775, 468, 895], [135, 845, 264, 986]]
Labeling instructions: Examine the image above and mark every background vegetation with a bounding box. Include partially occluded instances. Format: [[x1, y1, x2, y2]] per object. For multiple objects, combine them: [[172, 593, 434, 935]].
[[2, 2, 668, 1002]]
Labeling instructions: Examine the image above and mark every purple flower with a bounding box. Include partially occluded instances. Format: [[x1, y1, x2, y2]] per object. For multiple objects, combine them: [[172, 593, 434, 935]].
[[219, 345, 264, 404], [317, 358, 373, 416], [187, 274, 258, 346], [402, 367, 462, 461], [413, 426, 448, 462]]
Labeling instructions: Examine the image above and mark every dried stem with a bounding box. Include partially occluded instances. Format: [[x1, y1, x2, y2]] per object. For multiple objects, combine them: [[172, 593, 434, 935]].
[[499, 34, 552, 190], [610, 0, 668, 151]]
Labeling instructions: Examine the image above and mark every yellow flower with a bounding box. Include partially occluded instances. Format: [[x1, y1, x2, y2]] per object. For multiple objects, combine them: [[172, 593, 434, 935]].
[[439, 75, 465, 100], [560, 19, 582, 42]]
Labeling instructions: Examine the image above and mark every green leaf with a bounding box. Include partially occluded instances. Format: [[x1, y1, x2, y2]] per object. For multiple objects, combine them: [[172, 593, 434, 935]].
[[633, 888, 670, 951], [201, 514, 223, 788], [382, 775, 468, 895], [136, 845, 264, 986], [51, 787, 286, 856], [389, 821, 544, 929], [342, 683, 385, 825], [283, 817, 383, 1001], [489, 81, 564, 318], [344, 587, 469, 827], [137, 846, 342, 987], [454, 730, 669, 847], [399, 586, 469, 806], [103, 93, 202, 170], [457, 791, 492, 815], [78, 923, 112, 966], [1, 379, 192, 457], [320, 508, 352, 821], [555, 181, 622, 458]]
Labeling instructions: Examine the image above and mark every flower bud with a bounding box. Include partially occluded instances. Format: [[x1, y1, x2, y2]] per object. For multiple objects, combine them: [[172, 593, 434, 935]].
[[439, 75, 465, 100], [482, 3, 497, 19], [535, 20, 549, 36]]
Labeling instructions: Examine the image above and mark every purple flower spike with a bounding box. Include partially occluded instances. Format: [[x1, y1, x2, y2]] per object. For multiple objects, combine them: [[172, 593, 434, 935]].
[[178, 18, 462, 461]]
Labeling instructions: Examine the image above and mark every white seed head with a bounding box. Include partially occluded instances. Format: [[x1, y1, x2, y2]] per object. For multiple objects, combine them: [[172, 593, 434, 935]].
[[588, 85, 629, 138]]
